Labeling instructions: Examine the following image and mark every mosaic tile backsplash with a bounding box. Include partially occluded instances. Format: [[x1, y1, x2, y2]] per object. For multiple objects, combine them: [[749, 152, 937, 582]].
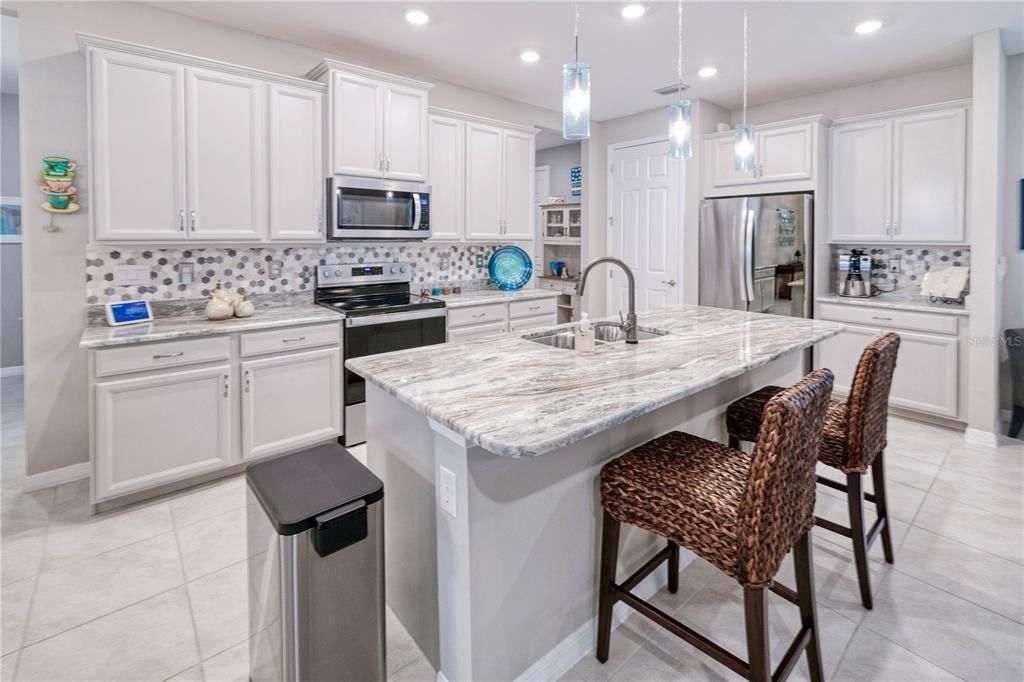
[[85, 243, 505, 304], [831, 245, 971, 294]]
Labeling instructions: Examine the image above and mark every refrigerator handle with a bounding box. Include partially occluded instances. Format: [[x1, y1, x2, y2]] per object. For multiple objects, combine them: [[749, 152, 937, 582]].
[[802, 193, 814, 318], [743, 200, 756, 305]]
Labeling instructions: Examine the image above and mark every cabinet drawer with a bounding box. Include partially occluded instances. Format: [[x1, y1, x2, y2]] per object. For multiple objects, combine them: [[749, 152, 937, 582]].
[[95, 336, 231, 377], [447, 303, 507, 328], [509, 297, 557, 320], [508, 314, 557, 332], [818, 302, 957, 335], [447, 320, 506, 340], [240, 323, 340, 357]]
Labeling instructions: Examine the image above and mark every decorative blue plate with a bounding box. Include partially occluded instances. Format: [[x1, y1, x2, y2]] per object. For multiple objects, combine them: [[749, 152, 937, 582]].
[[488, 246, 533, 290]]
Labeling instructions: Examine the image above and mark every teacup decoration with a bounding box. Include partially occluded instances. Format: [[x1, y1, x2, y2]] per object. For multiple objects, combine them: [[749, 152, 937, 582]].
[[42, 157, 76, 176], [41, 192, 75, 209], [40, 175, 75, 193]]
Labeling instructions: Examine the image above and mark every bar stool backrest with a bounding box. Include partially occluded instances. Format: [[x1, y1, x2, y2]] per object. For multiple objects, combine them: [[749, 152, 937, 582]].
[[845, 333, 901, 472], [739, 368, 835, 586]]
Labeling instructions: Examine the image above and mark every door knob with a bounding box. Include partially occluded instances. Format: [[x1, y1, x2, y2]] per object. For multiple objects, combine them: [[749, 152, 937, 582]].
[[661, 279, 677, 286]]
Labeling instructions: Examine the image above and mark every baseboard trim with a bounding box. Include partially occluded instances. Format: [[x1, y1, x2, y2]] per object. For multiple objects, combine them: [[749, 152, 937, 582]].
[[513, 554, 695, 682], [22, 462, 89, 492], [963, 428, 1000, 448], [0, 365, 23, 378]]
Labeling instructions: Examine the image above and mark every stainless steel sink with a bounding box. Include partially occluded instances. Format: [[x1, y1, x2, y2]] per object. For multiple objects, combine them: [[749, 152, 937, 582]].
[[526, 323, 667, 350]]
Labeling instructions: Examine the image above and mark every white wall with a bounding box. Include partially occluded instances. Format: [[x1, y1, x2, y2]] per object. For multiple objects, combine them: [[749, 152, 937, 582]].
[[534, 143, 580, 201], [1, 91, 21, 370], [13, 0, 560, 477], [731, 63, 972, 125], [1000, 52, 1023, 417]]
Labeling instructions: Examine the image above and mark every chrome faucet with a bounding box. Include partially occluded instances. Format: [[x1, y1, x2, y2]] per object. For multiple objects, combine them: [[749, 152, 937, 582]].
[[576, 257, 638, 344]]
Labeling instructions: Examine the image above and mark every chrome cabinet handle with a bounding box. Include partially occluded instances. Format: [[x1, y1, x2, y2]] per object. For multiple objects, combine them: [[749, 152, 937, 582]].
[[152, 352, 184, 359], [529, 305, 541, 311], [178, 209, 185, 232], [222, 374, 229, 398], [661, 279, 677, 286], [871, 316, 893, 321], [386, 157, 391, 172], [190, 210, 196, 231], [244, 370, 251, 393], [281, 336, 306, 343], [472, 312, 487, 318], [892, 221, 900, 236], [379, 155, 384, 172]]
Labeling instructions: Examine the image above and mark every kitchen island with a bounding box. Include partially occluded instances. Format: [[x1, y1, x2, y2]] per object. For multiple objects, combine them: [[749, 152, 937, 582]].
[[346, 305, 844, 682]]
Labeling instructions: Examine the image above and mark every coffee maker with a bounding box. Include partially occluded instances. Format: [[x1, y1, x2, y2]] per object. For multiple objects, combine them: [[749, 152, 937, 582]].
[[838, 249, 873, 298]]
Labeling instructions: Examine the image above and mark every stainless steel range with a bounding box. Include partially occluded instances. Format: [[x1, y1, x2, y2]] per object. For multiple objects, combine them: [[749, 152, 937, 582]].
[[315, 263, 447, 445]]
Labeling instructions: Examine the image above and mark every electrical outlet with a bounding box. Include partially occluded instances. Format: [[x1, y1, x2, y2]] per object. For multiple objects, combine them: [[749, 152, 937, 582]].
[[112, 265, 150, 286], [268, 261, 283, 279], [439, 466, 457, 517], [888, 259, 901, 274], [178, 262, 195, 284], [476, 254, 485, 268]]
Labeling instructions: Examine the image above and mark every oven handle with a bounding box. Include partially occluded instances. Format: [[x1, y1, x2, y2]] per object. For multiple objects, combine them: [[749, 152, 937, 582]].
[[344, 308, 447, 327], [412, 193, 423, 231]]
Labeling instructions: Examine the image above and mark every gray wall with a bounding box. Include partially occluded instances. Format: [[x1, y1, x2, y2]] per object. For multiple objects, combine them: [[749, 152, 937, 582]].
[[535, 143, 580, 201], [13, 0, 560, 477], [1, 90, 22, 370], [1, 92, 19, 196]]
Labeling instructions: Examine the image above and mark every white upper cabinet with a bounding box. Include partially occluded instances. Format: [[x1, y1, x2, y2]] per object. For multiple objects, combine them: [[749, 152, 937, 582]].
[[82, 36, 326, 244], [465, 122, 504, 241], [830, 120, 892, 242], [312, 60, 431, 182], [90, 49, 188, 241], [186, 68, 266, 241], [329, 71, 384, 178], [830, 104, 967, 243], [704, 120, 820, 195], [269, 84, 324, 241], [890, 108, 967, 242], [427, 115, 465, 241], [501, 129, 536, 240]]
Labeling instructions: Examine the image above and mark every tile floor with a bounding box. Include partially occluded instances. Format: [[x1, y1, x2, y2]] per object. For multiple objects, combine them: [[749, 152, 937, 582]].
[[2, 374, 1023, 681]]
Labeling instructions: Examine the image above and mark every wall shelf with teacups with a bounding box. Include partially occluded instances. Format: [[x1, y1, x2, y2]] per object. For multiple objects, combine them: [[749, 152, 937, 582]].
[[39, 156, 81, 216]]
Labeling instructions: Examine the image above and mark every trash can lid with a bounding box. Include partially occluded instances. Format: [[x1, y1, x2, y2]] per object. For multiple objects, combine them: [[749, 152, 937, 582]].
[[246, 443, 383, 536]]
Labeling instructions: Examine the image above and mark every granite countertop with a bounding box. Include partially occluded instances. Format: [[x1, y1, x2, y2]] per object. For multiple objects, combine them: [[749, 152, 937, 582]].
[[816, 293, 968, 316], [346, 305, 845, 458], [432, 288, 562, 309], [80, 304, 344, 349]]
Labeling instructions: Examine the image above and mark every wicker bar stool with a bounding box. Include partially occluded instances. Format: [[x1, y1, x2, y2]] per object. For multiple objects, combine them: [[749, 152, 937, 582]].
[[597, 369, 835, 682], [725, 333, 901, 610]]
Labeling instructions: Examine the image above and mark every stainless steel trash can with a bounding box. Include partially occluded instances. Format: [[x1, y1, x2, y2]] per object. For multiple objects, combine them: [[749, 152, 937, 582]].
[[246, 443, 385, 682]]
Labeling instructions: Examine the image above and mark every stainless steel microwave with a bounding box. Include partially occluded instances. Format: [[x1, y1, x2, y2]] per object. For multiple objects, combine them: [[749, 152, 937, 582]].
[[327, 177, 431, 240]]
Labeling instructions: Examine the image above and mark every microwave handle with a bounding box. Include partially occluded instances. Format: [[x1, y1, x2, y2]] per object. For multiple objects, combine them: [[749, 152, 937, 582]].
[[412, 193, 423, 230]]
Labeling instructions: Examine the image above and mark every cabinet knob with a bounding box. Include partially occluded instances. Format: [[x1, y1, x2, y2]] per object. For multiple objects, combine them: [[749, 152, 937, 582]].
[[178, 209, 185, 232]]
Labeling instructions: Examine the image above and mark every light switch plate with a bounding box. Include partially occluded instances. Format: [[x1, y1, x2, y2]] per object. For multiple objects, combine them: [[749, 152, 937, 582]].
[[439, 466, 457, 517], [112, 265, 150, 286], [178, 262, 194, 284]]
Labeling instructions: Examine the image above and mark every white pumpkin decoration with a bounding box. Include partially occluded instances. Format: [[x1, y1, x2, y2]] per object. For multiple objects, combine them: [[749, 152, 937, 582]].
[[234, 290, 255, 318]]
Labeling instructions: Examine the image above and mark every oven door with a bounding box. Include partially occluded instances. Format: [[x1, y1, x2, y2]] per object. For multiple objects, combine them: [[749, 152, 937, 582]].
[[342, 308, 447, 444], [329, 177, 431, 240]]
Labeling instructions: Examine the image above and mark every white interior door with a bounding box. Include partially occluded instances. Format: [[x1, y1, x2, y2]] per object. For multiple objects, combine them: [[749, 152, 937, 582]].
[[534, 166, 550, 269], [607, 140, 682, 316]]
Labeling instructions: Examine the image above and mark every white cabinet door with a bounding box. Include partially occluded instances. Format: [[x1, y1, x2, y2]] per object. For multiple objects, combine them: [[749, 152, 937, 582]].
[[94, 365, 233, 500], [330, 71, 383, 178], [891, 108, 966, 242], [240, 348, 341, 460], [465, 123, 503, 241], [757, 124, 813, 183], [427, 115, 465, 240], [447, 320, 506, 340], [814, 324, 879, 396], [268, 84, 323, 241], [383, 84, 428, 182], [830, 120, 892, 242], [501, 129, 536, 240], [186, 68, 266, 241], [90, 49, 187, 241], [706, 135, 757, 189], [888, 330, 959, 417]]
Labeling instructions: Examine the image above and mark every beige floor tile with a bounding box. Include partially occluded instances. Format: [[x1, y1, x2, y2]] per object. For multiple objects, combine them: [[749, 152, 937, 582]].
[[171, 476, 247, 529], [831, 627, 963, 681], [817, 478, 925, 524], [914, 494, 1023, 565], [15, 587, 199, 682], [860, 571, 1024, 682], [816, 451, 942, 495], [166, 664, 205, 681], [1, 529, 46, 586], [1, 490, 54, 537], [201, 640, 248, 682], [43, 501, 174, 570], [387, 607, 430, 676], [389, 655, 436, 682], [896, 526, 1024, 624], [1, 578, 34, 656], [176, 507, 247, 581], [187, 560, 248, 660], [942, 441, 1024, 482], [1, 652, 16, 682], [23, 532, 184, 646], [929, 466, 1024, 522]]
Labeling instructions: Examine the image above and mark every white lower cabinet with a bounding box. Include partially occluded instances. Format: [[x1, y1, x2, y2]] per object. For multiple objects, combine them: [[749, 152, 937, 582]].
[[448, 321, 506, 340], [445, 296, 559, 340], [241, 347, 341, 460], [94, 364, 233, 501]]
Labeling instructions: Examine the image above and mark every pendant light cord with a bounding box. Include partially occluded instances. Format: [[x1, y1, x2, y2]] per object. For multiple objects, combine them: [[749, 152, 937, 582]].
[[677, 0, 683, 101], [742, 8, 748, 125], [574, 2, 580, 64]]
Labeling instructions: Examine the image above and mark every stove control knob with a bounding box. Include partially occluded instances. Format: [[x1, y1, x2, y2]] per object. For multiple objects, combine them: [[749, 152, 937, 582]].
[[390, 266, 398, 274], [335, 270, 343, 277], [322, 271, 331, 278], [400, 266, 408, 274]]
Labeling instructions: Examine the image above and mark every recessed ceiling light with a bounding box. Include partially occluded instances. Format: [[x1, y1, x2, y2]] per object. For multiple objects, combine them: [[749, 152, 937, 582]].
[[697, 66, 718, 79], [520, 50, 540, 63], [405, 9, 429, 26], [854, 19, 883, 35], [621, 4, 647, 19]]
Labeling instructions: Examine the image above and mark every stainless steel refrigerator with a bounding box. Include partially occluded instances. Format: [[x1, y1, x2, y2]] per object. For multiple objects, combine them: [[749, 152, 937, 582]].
[[699, 193, 813, 318]]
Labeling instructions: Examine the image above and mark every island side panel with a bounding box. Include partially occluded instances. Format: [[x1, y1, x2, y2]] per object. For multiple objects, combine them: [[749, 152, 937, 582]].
[[364, 383, 441, 670]]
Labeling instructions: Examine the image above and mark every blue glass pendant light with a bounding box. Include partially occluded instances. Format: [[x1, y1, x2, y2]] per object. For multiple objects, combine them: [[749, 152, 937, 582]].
[[734, 9, 756, 173], [562, 3, 590, 140], [668, 0, 693, 160]]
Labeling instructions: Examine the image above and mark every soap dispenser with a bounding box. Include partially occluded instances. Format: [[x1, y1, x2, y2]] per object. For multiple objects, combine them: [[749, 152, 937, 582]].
[[575, 313, 596, 354]]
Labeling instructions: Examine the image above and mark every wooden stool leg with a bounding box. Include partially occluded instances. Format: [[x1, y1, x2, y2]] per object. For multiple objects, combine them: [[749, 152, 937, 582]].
[[596, 511, 621, 663], [871, 450, 895, 564], [794, 531, 825, 682], [667, 541, 680, 594], [729, 435, 741, 449], [743, 587, 770, 682], [846, 472, 873, 609]]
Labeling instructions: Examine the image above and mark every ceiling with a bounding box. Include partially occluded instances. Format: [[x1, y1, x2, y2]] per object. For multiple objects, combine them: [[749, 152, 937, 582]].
[[152, 1, 1023, 122]]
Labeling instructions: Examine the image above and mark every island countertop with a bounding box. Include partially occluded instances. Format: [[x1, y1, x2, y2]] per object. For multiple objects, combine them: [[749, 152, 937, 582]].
[[346, 305, 845, 457]]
